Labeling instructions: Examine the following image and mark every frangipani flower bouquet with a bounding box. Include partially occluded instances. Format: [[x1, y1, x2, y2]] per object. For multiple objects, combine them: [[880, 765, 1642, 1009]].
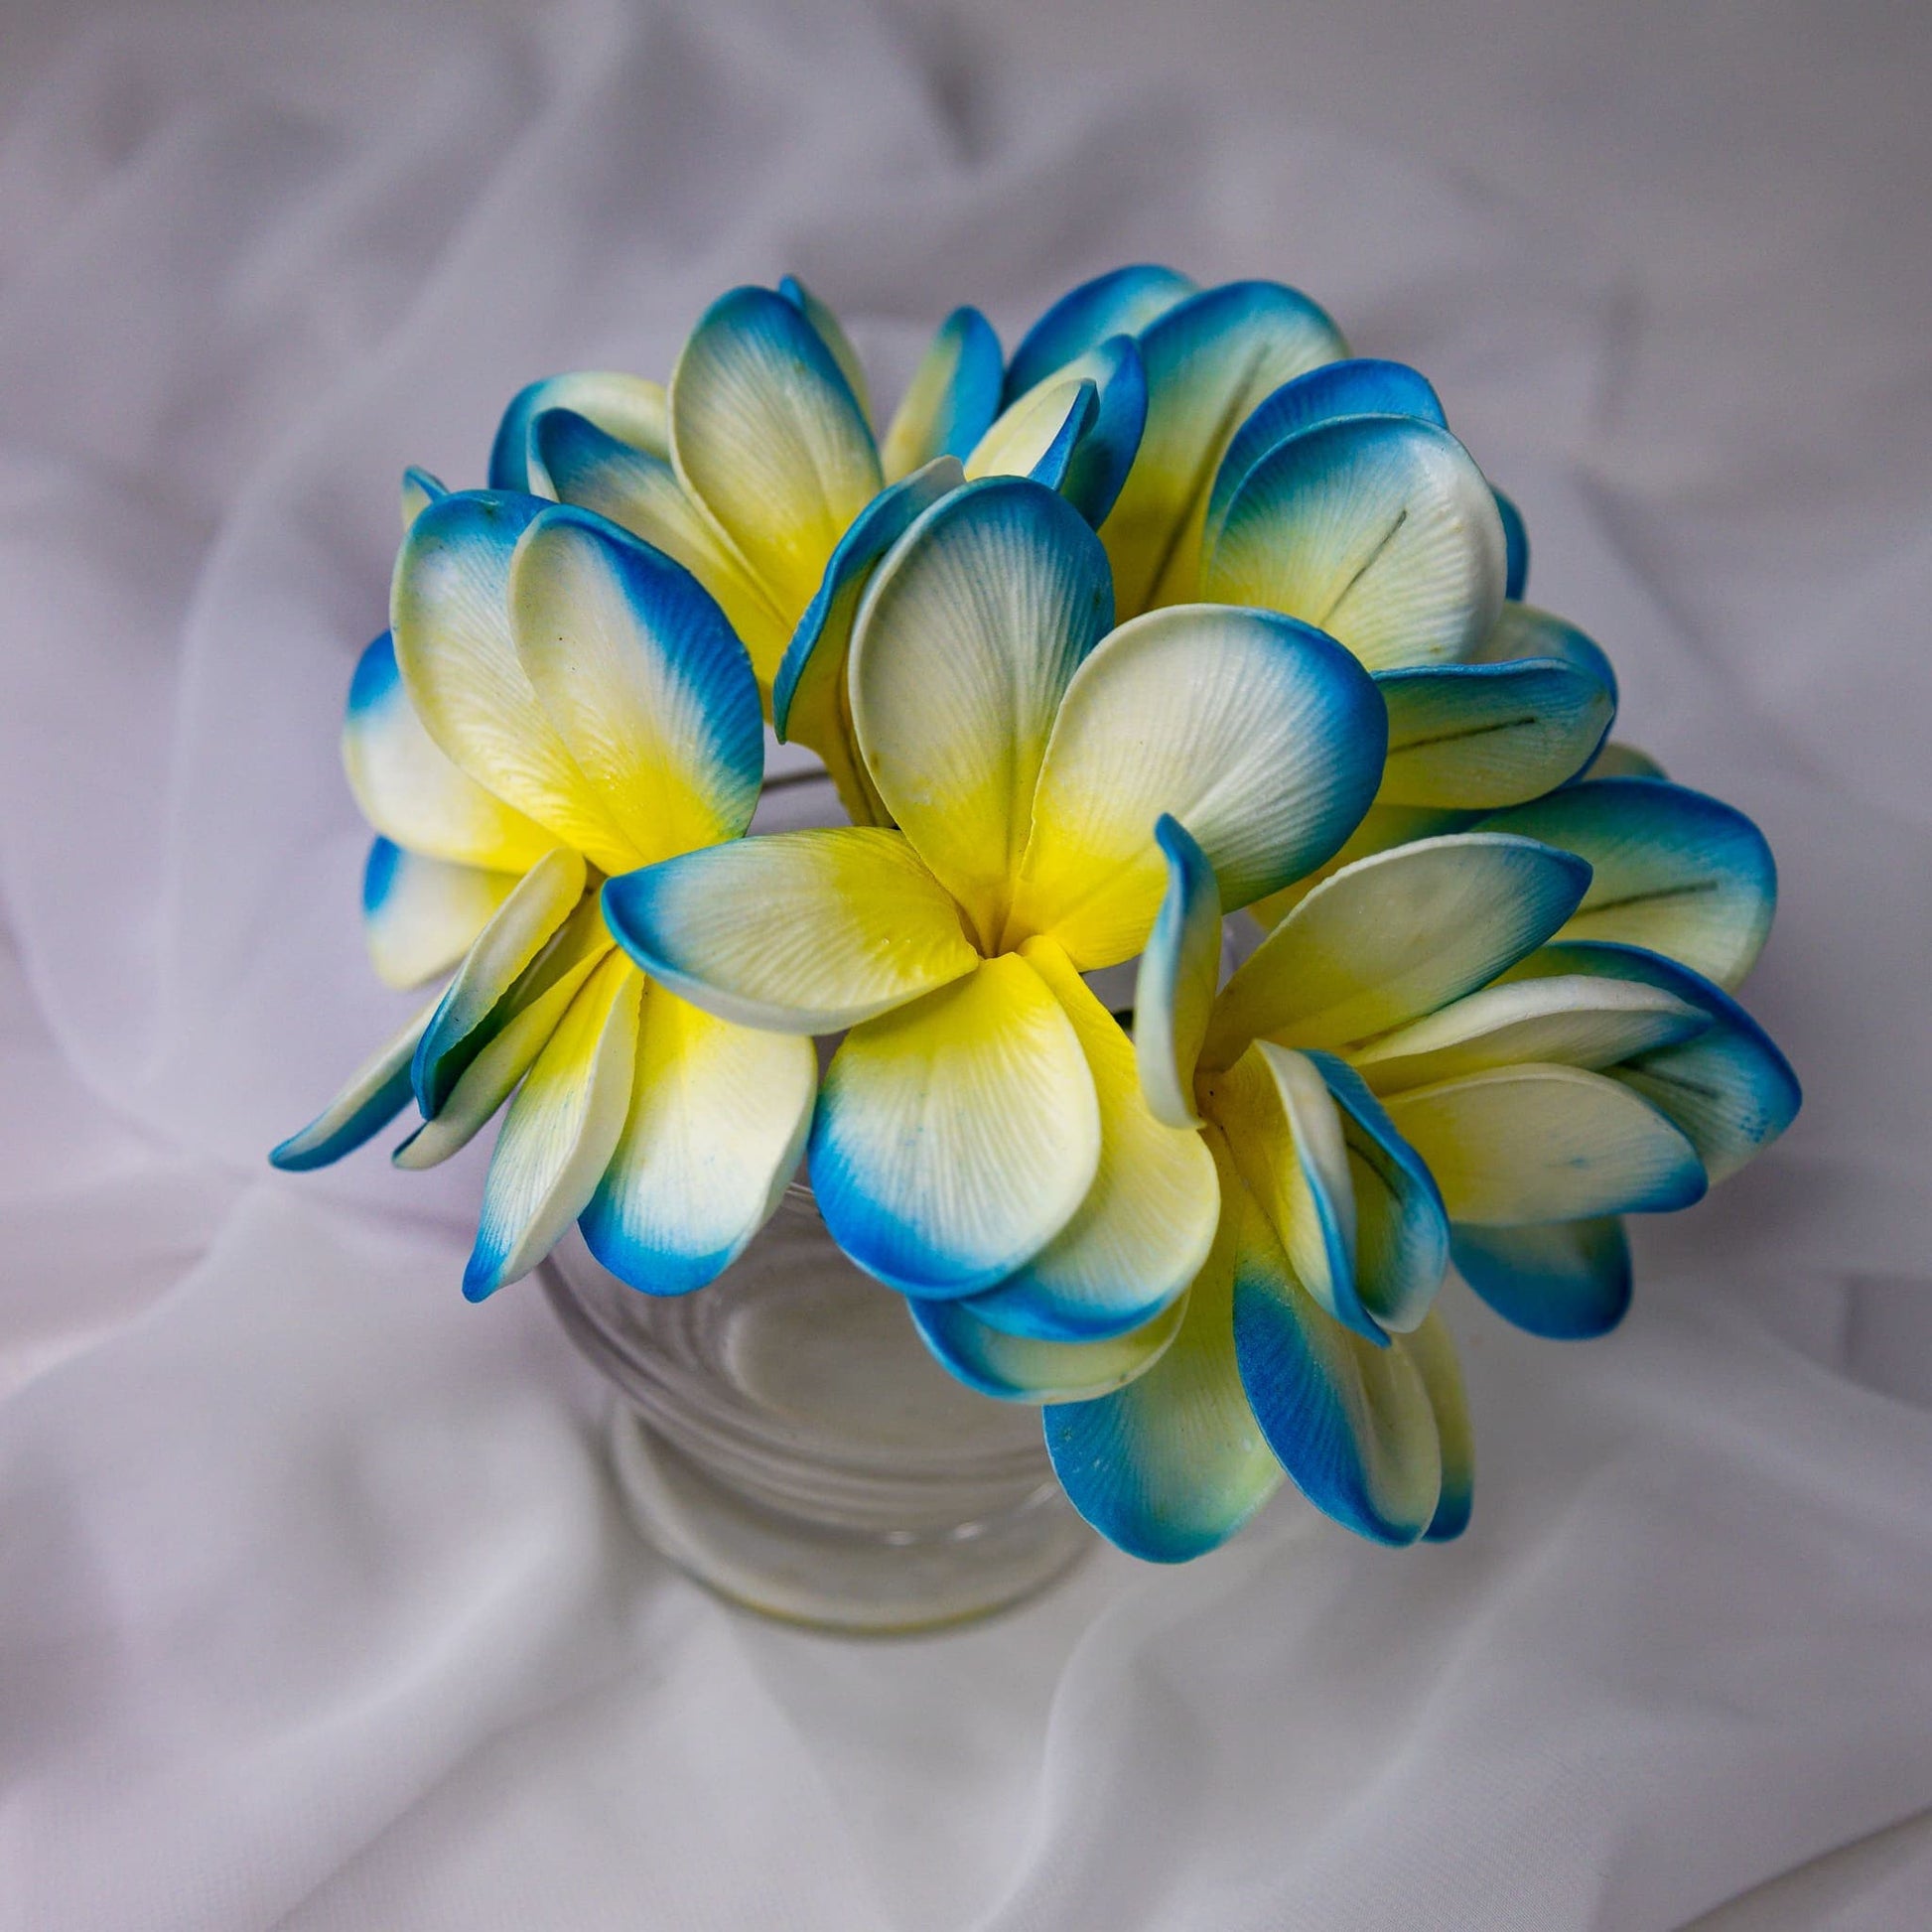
[[276, 266, 1798, 1564]]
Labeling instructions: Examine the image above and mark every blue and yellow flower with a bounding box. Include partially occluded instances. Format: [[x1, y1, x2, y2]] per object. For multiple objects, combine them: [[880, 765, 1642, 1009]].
[[1035, 771, 1797, 1560], [488, 280, 1145, 781], [510, 279, 1165, 824], [602, 474, 1389, 1369], [509, 269, 1619, 832], [273, 489, 817, 1302], [996, 265, 1642, 841], [272, 267, 1799, 1577], [489, 287, 908, 707]]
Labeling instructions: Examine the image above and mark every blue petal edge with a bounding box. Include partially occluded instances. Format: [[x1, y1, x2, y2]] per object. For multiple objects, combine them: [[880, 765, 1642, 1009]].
[[517, 499, 764, 812], [1058, 335, 1148, 527], [1515, 940, 1802, 1179], [1494, 487, 1529, 600], [1133, 811, 1221, 1126], [1207, 360, 1446, 550], [1450, 1217, 1631, 1339], [772, 458, 964, 737], [1005, 263, 1197, 401], [1231, 1212, 1423, 1546], [1307, 1049, 1450, 1330], [1026, 377, 1100, 492], [346, 629, 402, 722], [269, 1010, 429, 1172], [919, 306, 1005, 462]]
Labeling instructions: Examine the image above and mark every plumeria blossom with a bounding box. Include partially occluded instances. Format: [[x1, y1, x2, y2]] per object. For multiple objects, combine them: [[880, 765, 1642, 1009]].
[[602, 475, 1388, 1367], [1027, 767, 1798, 1561], [484, 279, 1148, 802], [271, 267, 1798, 1574], [493, 269, 1618, 833], [995, 265, 1653, 854], [273, 488, 818, 1303]]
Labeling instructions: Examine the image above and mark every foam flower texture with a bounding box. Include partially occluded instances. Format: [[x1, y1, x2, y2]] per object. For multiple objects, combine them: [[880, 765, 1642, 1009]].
[[1039, 767, 1794, 1560], [1008, 269, 1620, 818], [604, 475, 1387, 1340], [492, 282, 1149, 733], [278, 272, 1795, 1577], [495, 271, 1588, 836], [275, 493, 816, 1303]]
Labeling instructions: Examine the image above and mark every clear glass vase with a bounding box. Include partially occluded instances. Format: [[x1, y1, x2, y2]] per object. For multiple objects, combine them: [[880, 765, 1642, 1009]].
[[541, 1187, 1093, 1634]]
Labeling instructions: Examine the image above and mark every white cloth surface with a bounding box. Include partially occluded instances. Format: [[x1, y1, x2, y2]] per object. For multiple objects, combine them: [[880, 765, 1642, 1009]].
[[2, 1, 1930, 1925]]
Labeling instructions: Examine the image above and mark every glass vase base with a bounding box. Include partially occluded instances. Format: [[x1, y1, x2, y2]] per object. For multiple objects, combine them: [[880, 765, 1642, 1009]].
[[543, 1190, 1094, 1637], [607, 1403, 1090, 1634]]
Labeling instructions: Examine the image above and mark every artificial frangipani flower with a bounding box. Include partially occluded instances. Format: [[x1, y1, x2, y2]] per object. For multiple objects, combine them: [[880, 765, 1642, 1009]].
[[272, 270, 1138, 1295], [274, 493, 816, 1303], [479, 276, 1143, 736], [603, 477, 1385, 1347], [605, 464, 1797, 1561], [1035, 775, 1796, 1560], [273, 267, 1797, 1568], [486, 265, 1621, 828], [1002, 270, 1721, 942]]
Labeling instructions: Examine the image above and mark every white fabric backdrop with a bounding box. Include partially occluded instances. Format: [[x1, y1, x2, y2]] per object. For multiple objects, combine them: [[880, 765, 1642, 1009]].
[[3, 2, 1930, 1925]]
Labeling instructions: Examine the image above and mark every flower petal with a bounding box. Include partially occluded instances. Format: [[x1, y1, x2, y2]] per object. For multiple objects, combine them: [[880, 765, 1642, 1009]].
[[526, 407, 791, 680], [1008, 605, 1385, 967], [1449, 1216, 1631, 1339], [1406, 1311, 1473, 1540], [911, 1293, 1186, 1403], [1202, 1040, 1369, 1340], [1504, 940, 1800, 1182], [361, 838, 520, 990], [1205, 358, 1447, 558], [1311, 1052, 1450, 1336], [507, 504, 763, 866], [1476, 778, 1777, 990], [392, 489, 635, 872], [1581, 741, 1667, 782], [1373, 657, 1615, 809], [810, 954, 1101, 1299], [1470, 600, 1616, 685], [980, 335, 1148, 527], [1044, 1136, 1284, 1563], [1003, 263, 1196, 401], [269, 994, 438, 1172], [1384, 1064, 1706, 1223], [777, 274, 872, 424], [1201, 416, 1507, 670], [1202, 1043, 1447, 1344], [964, 373, 1099, 490], [1245, 802, 1474, 929], [1102, 280, 1349, 615], [669, 286, 883, 621], [880, 306, 1003, 482], [1065, 336, 1150, 527], [959, 937, 1218, 1341], [391, 941, 610, 1171], [601, 826, 979, 1033], [579, 986, 816, 1295], [343, 630, 554, 872], [1346, 972, 1708, 1094], [464, 951, 644, 1300], [489, 371, 668, 492], [1205, 832, 1590, 1064], [770, 456, 964, 823], [412, 846, 589, 1113], [400, 467, 448, 527], [1134, 814, 1222, 1129], [1231, 1167, 1445, 1547], [1493, 485, 1529, 600], [848, 477, 1112, 946]]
